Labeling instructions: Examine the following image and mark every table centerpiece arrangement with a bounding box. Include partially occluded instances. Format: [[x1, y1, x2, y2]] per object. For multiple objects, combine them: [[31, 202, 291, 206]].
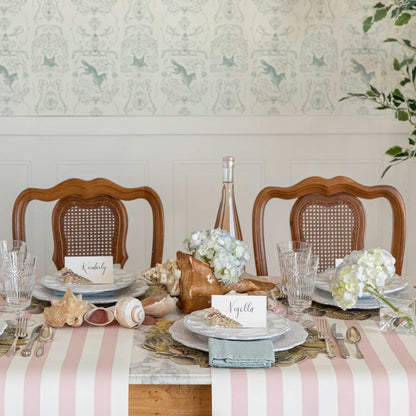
[[143, 228, 276, 313]]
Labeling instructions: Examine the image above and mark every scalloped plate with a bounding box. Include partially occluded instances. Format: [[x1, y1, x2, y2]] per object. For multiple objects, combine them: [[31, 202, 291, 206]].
[[39, 269, 137, 295], [170, 319, 308, 352], [33, 279, 148, 304]]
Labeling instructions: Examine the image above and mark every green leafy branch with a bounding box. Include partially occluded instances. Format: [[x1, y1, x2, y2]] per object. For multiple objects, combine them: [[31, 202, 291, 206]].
[[341, 1, 416, 176], [363, 1, 416, 33]]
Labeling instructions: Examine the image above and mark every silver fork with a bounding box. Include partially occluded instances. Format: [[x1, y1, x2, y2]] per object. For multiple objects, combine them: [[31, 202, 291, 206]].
[[316, 318, 336, 359], [5, 317, 28, 357]]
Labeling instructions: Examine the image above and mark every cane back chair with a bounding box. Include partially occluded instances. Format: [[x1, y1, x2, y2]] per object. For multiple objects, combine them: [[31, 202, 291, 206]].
[[252, 176, 406, 275], [12, 178, 164, 270]]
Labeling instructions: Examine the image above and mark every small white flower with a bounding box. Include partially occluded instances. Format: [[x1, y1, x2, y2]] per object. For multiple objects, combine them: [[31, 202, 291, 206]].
[[183, 228, 250, 285]]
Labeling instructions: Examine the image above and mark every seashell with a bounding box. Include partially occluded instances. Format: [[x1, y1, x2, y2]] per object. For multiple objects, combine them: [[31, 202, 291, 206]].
[[176, 251, 276, 313], [114, 297, 145, 328], [59, 267, 93, 284], [141, 259, 181, 296], [84, 307, 114, 326], [43, 288, 90, 328], [204, 307, 243, 327], [141, 294, 177, 318]]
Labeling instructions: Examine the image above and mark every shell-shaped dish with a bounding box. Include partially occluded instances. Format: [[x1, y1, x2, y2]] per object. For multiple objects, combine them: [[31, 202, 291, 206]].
[[141, 294, 177, 318], [84, 307, 114, 326], [114, 297, 145, 328]]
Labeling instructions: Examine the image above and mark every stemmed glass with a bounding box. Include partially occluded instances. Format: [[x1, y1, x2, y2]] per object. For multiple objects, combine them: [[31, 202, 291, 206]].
[[277, 241, 312, 295], [282, 251, 319, 328], [3, 251, 37, 326]]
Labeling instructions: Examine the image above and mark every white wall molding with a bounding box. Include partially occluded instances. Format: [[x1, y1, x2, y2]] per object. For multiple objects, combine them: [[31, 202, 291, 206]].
[[0, 116, 413, 280], [0, 115, 410, 136]]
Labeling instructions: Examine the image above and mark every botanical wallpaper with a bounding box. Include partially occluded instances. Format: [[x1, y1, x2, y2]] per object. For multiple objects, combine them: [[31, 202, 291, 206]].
[[0, 0, 394, 116]]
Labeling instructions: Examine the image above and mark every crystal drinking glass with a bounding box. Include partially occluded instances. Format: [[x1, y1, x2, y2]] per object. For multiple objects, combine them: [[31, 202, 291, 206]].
[[3, 252, 36, 325], [282, 252, 319, 328], [0, 240, 27, 301], [277, 241, 312, 295]]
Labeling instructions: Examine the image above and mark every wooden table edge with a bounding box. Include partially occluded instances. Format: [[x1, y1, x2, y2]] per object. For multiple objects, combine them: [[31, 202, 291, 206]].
[[129, 384, 212, 415]]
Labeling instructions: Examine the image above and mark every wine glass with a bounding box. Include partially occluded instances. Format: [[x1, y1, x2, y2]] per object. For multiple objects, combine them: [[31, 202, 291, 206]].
[[3, 252, 37, 326], [277, 241, 312, 295], [282, 251, 319, 328]]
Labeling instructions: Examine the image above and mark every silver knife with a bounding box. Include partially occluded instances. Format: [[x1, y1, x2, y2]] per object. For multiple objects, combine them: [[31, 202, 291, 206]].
[[331, 324, 350, 359], [21, 324, 42, 357]]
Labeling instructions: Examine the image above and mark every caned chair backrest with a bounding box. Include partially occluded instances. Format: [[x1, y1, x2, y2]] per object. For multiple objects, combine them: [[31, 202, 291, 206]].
[[13, 178, 164, 270], [252, 176, 406, 275]]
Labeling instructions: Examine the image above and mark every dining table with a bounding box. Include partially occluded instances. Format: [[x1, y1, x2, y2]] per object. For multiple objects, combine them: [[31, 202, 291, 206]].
[[130, 309, 416, 416], [1, 276, 416, 416]]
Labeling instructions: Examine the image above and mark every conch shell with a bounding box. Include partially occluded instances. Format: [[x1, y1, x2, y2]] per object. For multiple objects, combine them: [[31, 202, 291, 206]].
[[141, 259, 181, 296], [43, 288, 90, 327], [176, 251, 276, 314], [114, 297, 145, 328], [141, 294, 177, 318]]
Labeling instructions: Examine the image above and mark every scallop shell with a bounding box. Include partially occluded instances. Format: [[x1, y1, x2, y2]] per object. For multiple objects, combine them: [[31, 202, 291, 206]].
[[114, 297, 145, 328], [84, 307, 114, 326], [141, 294, 177, 318], [43, 288, 90, 328]]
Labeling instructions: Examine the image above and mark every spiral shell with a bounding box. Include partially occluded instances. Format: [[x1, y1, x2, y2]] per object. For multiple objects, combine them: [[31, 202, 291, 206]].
[[114, 297, 145, 328]]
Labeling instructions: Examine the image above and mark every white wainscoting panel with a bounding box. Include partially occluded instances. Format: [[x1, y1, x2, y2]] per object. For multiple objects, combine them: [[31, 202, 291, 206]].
[[0, 116, 413, 283], [0, 162, 31, 238]]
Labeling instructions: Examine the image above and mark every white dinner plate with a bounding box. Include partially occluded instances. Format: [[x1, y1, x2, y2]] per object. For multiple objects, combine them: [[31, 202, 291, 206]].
[[170, 318, 308, 352], [183, 309, 291, 340], [315, 270, 408, 298], [40, 269, 137, 295], [33, 279, 148, 304], [313, 284, 416, 310]]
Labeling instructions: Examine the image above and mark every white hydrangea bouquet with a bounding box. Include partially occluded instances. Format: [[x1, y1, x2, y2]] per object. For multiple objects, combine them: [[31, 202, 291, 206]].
[[183, 228, 250, 285], [330, 248, 415, 332]]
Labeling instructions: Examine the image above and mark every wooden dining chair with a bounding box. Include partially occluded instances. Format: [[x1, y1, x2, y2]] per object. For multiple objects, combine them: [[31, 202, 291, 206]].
[[252, 176, 406, 275], [12, 178, 164, 270]]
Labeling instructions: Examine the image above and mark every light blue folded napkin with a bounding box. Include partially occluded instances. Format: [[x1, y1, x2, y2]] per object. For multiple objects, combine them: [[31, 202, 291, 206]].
[[208, 338, 275, 368]]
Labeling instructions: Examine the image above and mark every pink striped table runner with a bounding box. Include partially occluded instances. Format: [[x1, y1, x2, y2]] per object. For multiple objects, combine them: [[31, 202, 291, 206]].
[[211, 318, 416, 416], [0, 322, 134, 416]]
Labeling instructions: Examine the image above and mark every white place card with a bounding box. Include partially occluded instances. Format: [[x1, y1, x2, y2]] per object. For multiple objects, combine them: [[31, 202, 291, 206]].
[[211, 295, 267, 328], [64, 256, 114, 284]]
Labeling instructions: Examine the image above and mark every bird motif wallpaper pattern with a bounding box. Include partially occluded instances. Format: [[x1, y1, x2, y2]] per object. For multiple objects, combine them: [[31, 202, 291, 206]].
[[0, 0, 392, 116]]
